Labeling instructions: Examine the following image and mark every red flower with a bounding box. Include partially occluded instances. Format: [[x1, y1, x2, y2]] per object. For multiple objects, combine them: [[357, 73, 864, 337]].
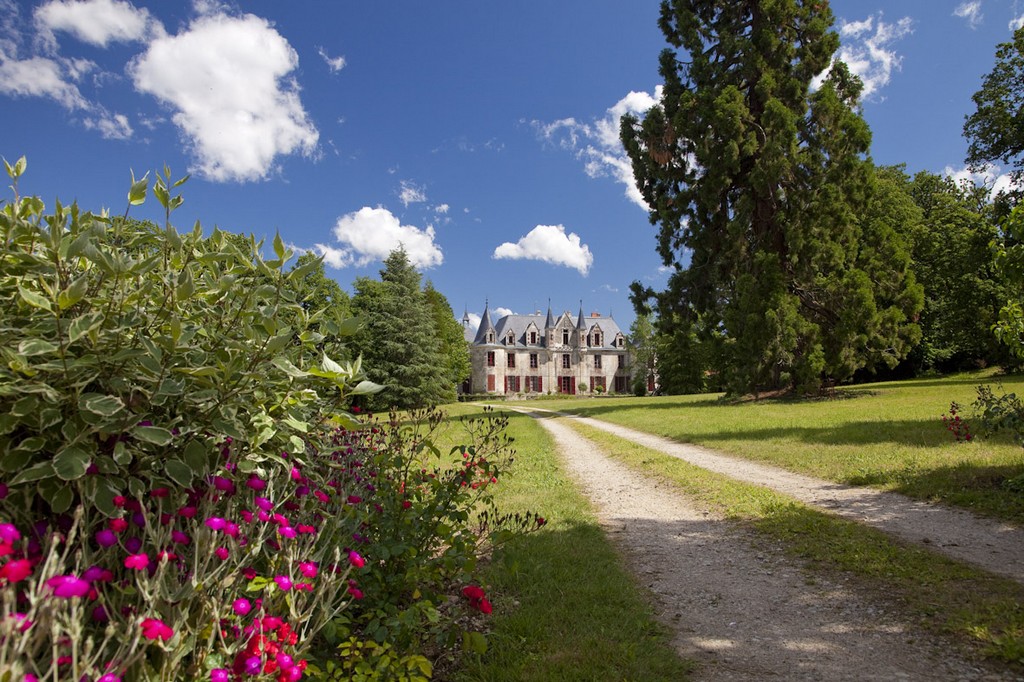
[[461, 584, 493, 614], [140, 617, 174, 641], [0, 558, 32, 583]]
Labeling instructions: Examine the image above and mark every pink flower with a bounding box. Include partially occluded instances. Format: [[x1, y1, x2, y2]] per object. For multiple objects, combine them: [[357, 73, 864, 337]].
[[140, 617, 174, 641], [246, 475, 266, 491], [233, 598, 251, 615], [347, 495, 362, 504], [82, 565, 114, 583], [212, 476, 235, 494], [279, 526, 296, 539], [171, 530, 191, 545], [178, 506, 197, 518], [272, 513, 289, 527], [274, 575, 292, 591], [290, 467, 302, 481], [205, 517, 227, 531], [0, 558, 32, 583], [98, 674, 122, 682], [46, 575, 90, 598], [314, 490, 330, 504], [123, 554, 149, 570], [9, 612, 32, 632], [348, 551, 365, 568], [215, 547, 229, 560], [224, 522, 239, 538], [0, 523, 20, 544], [297, 524, 316, 535], [211, 670, 229, 682], [108, 518, 128, 533], [298, 562, 317, 578], [239, 509, 254, 523], [254, 496, 273, 512], [347, 586, 364, 600]]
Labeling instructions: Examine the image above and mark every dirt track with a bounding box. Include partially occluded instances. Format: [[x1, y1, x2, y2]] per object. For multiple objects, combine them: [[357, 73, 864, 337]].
[[516, 408, 1023, 681]]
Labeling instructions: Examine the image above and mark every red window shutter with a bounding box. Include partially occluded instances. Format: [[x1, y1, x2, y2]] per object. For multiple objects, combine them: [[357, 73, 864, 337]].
[[487, 375, 495, 392], [570, 377, 576, 395], [538, 377, 543, 392]]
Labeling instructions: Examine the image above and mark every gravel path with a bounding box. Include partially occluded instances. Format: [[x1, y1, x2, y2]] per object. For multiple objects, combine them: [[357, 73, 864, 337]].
[[512, 408, 1022, 681]]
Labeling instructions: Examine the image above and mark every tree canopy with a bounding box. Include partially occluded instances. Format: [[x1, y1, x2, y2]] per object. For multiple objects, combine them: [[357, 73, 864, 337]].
[[621, 0, 922, 395]]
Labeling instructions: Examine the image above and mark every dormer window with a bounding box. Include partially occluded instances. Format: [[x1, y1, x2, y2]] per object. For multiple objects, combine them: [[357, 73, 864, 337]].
[[506, 332, 515, 345], [487, 332, 494, 343], [562, 330, 569, 345], [530, 331, 537, 345]]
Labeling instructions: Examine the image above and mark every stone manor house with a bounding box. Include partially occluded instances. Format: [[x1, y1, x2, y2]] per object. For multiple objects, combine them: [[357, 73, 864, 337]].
[[461, 303, 632, 396]]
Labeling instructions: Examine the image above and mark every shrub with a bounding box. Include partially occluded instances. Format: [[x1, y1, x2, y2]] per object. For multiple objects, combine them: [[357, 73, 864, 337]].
[[0, 161, 540, 680]]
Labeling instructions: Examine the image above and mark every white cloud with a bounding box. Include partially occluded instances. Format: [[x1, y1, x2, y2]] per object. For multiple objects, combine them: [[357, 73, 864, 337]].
[[953, 1, 983, 29], [943, 163, 1015, 196], [598, 284, 619, 293], [495, 307, 515, 318], [83, 111, 132, 139], [398, 180, 427, 206], [533, 88, 661, 211], [129, 12, 318, 183], [434, 203, 449, 214], [465, 312, 481, 333], [824, 14, 913, 100], [0, 53, 88, 109], [35, 0, 161, 47], [317, 46, 346, 73], [493, 224, 594, 276], [1011, 14, 1024, 30], [316, 206, 443, 269]]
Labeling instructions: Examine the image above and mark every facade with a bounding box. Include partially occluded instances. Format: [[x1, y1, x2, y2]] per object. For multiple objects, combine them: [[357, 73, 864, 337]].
[[462, 303, 632, 396]]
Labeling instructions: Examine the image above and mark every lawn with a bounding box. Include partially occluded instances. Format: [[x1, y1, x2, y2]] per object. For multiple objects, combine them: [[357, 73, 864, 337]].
[[507, 370, 1024, 524], [433, 404, 693, 681]]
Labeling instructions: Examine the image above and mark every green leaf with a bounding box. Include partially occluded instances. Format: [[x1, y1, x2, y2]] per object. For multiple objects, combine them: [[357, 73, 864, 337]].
[[128, 170, 149, 206], [68, 311, 104, 343], [134, 425, 173, 446], [286, 256, 321, 282], [10, 461, 56, 485], [18, 285, 51, 311], [271, 357, 308, 379], [0, 449, 32, 473], [183, 439, 208, 472], [54, 445, 90, 481], [164, 459, 194, 487], [4, 155, 26, 179], [113, 440, 131, 466], [176, 267, 195, 300], [45, 484, 74, 513], [265, 330, 293, 355], [57, 275, 89, 310], [273, 232, 286, 260], [80, 393, 124, 417], [462, 631, 488, 655], [350, 380, 386, 396], [281, 416, 308, 433], [322, 353, 345, 375], [289, 435, 305, 453], [18, 339, 58, 356]]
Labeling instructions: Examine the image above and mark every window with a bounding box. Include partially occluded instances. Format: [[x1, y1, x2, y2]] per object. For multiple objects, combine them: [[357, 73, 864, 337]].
[[562, 354, 571, 369], [530, 331, 537, 345], [618, 354, 626, 369], [487, 351, 495, 367], [528, 376, 543, 392], [614, 376, 626, 393], [529, 353, 538, 368], [487, 332, 494, 343], [593, 354, 602, 369], [507, 354, 516, 368], [562, 330, 570, 345], [504, 376, 521, 392], [593, 333, 602, 346], [560, 376, 574, 394], [592, 376, 606, 391], [506, 332, 515, 345]]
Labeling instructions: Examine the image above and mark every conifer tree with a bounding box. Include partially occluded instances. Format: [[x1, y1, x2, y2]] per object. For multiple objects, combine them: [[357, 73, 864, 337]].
[[621, 0, 921, 394], [350, 248, 449, 409]]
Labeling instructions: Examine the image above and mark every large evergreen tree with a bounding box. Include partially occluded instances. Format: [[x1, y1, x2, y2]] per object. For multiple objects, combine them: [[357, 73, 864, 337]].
[[621, 0, 922, 394], [350, 248, 449, 410], [423, 281, 471, 400]]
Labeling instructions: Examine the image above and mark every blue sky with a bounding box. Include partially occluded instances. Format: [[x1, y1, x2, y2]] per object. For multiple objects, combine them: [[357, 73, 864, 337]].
[[1, 0, 1020, 334]]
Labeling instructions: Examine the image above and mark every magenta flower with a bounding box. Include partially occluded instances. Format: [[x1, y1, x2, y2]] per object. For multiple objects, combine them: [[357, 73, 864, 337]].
[[239, 509, 254, 523], [171, 530, 191, 545], [313, 490, 330, 504], [274, 575, 293, 591], [290, 467, 302, 481], [224, 522, 239, 538], [124, 554, 149, 571], [124, 536, 142, 553], [46, 575, 90, 598], [205, 517, 227, 531], [298, 562, 317, 578], [0, 483, 8, 499], [347, 495, 362, 504], [82, 565, 114, 583], [0, 558, 32, 583], [211, 670, 230, 682], [244, 657, 261, 675], [178, 505, 198, 519], [257, 510, 271, 523], [254, 496, 273, 512], [233, 598, 252, 616], [297, 524, 316, 535], [97, 674, 122, 682], [0, 523, 20, 544], [215, 547, 229, 560], [348, 551, 365, 568], [9, 612, 32, 632], [212, 476, 235, 494], [92, 605, 109, 622], [246, 475, 266, 491], [140, 617, 174, 641], [279, 526, 296, 539], [347, 585, 364, 600]]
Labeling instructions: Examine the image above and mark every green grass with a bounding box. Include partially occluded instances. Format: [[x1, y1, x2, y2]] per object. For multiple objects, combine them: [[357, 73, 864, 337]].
[[436, 404, 693, 682], [565, 421, 1024, 668], [507, 370, 1024, 524]]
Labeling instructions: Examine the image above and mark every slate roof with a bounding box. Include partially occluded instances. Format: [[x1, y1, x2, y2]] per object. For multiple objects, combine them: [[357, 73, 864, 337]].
[[471, 307, 626, 349]]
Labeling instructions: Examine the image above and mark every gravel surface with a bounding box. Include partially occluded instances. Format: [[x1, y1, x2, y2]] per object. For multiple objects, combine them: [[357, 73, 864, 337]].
[[515, 408, 1023, 681]]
